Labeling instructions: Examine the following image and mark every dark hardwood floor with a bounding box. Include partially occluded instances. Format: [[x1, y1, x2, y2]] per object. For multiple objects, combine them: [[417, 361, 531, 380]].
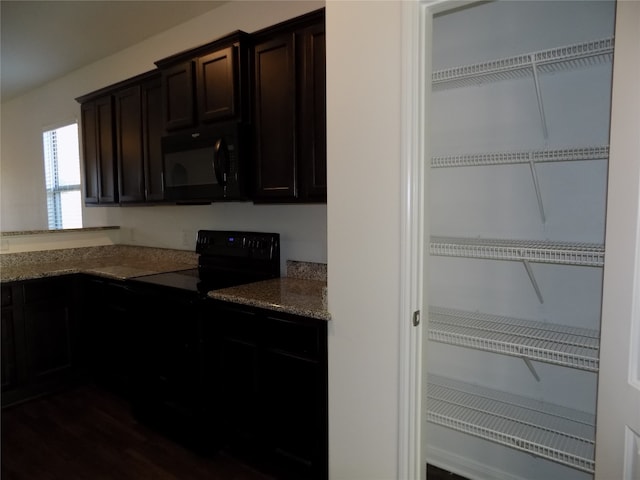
[[1, 384, 275, 480], [427, 464, 469, 480]]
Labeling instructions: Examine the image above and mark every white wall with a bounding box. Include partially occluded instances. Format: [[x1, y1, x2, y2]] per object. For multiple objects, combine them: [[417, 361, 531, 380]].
[[326, 2, 403, 478]]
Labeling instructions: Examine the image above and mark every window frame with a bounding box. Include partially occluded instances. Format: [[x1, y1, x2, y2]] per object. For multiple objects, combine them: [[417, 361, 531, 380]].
[[42, 120, 83, 230]]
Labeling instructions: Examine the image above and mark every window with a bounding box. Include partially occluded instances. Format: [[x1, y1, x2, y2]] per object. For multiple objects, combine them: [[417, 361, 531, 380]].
[[43, 123, 82, 229]]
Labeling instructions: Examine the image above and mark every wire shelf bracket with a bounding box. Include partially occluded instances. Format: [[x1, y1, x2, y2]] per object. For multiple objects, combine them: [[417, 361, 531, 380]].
[[528, 155, 545, 224], [426, 375, 596, 473], [522, 259, 544, 304], [530, 57, 549, 140]]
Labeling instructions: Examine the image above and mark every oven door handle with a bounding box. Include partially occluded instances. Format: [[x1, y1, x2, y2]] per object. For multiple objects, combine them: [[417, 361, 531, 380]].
[[212, 138, 229, 187]]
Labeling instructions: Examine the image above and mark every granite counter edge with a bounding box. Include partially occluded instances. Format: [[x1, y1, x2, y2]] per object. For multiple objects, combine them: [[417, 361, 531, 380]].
[[208, 290, 331, 321]]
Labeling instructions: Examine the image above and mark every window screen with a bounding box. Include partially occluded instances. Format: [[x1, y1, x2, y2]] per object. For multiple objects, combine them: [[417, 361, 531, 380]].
[[43, 123, 82, 229]]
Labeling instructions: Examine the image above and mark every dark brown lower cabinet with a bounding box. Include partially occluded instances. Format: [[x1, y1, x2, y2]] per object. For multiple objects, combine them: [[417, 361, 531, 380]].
[[204, 301, 328, 480], [1, 285, 23, 396], [81, 276, 137, 396], [1, 276, 80, 407], [2, 275, 328, 480], [213, 306, 261, 449]]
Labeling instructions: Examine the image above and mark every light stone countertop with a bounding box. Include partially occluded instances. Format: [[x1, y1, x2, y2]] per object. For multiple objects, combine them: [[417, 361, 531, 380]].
[[0, 226, 120, 237], [0, 245, 197, 282], [0, 246, 330, 321], [208, 277, 330, 321]]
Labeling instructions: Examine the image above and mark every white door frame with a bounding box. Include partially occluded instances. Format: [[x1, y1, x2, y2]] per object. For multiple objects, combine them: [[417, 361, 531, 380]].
[[397, 1, 479, 479], [594, 2, 640, 478], [397, 1, 426, 478]]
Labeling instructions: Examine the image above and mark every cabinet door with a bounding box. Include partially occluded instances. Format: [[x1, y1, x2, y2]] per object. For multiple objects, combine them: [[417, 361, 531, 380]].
[[1, 307, 18, 392], [162, 61, 195, 131], [2, 279, 79, 407], [261, 314, 328, 479], [204, 302, 328, 478], [80, 96, 117, 204], [95, 96, 118, 203], [253, 34, 297, 201], [1, 286, 25, 396], [142, 77, 164, 201], [197, 46, 237, 124], [22, 278, 76, 389], [216, 308, 261, 445], [80, 102, 99, 204], [298, 23, 327, 202], [23, 301, 73, 388], [115, 85, 145, 203], [83, 278, 135, 395], [262, 353, 325, 478]]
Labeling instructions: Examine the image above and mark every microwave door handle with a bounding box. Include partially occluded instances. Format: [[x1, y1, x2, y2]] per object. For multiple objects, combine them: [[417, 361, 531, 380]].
[[212, 138, 227, 187]]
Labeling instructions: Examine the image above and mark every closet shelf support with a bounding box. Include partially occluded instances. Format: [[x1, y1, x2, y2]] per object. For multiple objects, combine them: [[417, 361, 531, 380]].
[[522, 355, 541, 381], [529, 155, 546, 224], [530, 56, 549, 140], [523, 259, 544, 303]]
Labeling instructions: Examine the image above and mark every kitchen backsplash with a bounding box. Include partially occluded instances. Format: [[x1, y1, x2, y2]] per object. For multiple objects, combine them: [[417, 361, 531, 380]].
[[286, 260, 327, 282]]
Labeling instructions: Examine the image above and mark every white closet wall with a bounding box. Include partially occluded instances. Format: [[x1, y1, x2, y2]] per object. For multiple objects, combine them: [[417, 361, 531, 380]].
[[425, 2, 615, 479]]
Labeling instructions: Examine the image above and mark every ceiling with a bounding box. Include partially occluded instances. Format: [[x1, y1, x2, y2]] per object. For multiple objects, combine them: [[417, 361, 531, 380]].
[[0, 0, 226, 103]]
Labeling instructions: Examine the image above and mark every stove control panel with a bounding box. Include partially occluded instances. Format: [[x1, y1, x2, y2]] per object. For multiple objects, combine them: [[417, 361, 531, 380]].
[[196, 230, 280, 262]]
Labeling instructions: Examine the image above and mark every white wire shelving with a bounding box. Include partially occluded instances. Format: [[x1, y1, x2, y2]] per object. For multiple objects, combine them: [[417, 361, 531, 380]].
[[431, 146, 609, 223], [431, 145, 609, 169], [429, 236, 604, 303], [428, 306, 600, 372], [432, 37, 614, 141], [432, 37, 614, 91], [428, 23, 609, 479], [430, 236, 604, 267], [426, 375, 596, 473]]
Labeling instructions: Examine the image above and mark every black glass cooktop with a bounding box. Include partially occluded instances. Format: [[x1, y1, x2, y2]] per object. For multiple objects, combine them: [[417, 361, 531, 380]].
[[130, 268, 253, 294], [131, 268, 202, 293]]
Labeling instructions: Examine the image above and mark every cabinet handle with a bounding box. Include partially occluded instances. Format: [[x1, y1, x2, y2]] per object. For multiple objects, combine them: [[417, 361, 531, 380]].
[[212, 138, 229, 187]]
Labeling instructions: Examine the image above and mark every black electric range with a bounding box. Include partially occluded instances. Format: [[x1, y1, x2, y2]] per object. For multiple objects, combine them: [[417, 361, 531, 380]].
[[126, 230, 280, 454], [130, 230, 280, 295]]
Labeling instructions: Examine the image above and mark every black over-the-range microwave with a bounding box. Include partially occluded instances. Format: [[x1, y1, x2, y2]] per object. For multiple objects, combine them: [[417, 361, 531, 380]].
[[161, 122, 250, 203]]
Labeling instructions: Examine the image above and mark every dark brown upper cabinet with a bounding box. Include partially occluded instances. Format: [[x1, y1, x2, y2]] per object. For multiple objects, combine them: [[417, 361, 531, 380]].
[[141, 76, 165, 202], [155, 31, 250, 132], [158, 61, 194, 131], [79, 95, 117, 204], [114, 72, 164, 203], [298, 21, 327, 202], [114, 85, 144, 203], [197, 46, 237, 123], [77, 70, 164, 205], [75, 11, 325, 207], [252, 9, 326, 203]]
